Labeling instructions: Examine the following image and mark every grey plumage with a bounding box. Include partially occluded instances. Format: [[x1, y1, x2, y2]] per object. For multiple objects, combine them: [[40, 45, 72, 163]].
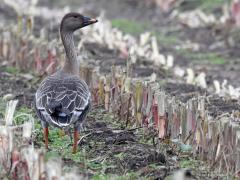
[[35, 71, 90, 130], [35, 13, 97, 134]]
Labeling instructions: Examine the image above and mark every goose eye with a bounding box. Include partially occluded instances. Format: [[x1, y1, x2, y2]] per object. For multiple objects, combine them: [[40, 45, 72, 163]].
[[74, 16, 78, 18]]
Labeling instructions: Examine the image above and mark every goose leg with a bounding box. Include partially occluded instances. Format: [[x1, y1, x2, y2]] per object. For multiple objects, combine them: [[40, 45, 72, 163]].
[[41, 121, 49, 149], [73, 128, 79, 153], [44, 127, 49, 149], [72, 105, 90, 153]]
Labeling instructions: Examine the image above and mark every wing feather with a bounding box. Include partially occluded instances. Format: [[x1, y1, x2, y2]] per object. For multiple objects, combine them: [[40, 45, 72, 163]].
[[35, 73, 91, 127]]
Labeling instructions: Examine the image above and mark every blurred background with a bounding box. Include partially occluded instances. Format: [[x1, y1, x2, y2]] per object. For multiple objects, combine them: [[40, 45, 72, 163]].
[[1, 1, 240, 179], [1, 0, 240, 94]]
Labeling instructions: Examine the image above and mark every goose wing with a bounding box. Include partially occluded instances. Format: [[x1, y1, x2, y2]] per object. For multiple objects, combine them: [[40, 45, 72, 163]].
[[35, 74, 91, 128]]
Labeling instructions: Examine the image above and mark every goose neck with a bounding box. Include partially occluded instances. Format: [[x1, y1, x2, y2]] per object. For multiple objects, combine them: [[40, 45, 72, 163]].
[[61, 30, 79, 74]]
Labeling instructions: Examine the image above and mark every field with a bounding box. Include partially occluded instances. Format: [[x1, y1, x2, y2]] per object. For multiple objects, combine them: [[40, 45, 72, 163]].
[[1, 0, 240, 179]]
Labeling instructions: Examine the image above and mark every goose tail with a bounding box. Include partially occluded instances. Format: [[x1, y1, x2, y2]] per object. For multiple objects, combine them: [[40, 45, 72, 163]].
[[46, 101, 71, 126]]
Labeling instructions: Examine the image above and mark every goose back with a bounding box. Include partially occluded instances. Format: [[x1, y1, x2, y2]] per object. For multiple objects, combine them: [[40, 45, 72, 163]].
[[35, 71, 91, 128]]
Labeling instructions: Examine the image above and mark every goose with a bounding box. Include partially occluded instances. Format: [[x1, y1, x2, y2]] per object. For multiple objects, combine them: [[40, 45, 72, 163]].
[[35, 12, 98, 153]]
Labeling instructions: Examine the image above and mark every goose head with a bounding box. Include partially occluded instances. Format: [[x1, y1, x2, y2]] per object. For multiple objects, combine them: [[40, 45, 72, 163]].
[[60, 12, 98, 32]]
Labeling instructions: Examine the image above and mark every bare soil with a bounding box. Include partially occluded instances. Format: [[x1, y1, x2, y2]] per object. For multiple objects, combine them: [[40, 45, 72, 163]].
[[0, 50, 233, 180], [1, 0, 240, 179]]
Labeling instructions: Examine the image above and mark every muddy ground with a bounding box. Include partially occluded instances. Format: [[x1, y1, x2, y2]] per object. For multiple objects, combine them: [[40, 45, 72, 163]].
[[1, 0, 240, 179], [0, 51, 235, 180]]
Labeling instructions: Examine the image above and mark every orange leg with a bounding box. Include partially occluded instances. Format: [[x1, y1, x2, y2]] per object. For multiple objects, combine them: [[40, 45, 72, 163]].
[[44, 127, 49, 149], [73, 130, 79, 153]]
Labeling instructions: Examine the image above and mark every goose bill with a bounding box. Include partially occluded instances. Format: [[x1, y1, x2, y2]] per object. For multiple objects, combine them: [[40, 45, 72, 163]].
[[82, 16, 98, 27]]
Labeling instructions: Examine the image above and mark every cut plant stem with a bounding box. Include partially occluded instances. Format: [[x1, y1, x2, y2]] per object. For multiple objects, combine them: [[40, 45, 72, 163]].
[[44, 127, 49, 149], [125, 94, 132, 128]]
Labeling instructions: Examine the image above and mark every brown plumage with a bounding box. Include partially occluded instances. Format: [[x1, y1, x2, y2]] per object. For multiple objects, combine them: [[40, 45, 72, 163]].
[[35, 12, 98, 153]]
